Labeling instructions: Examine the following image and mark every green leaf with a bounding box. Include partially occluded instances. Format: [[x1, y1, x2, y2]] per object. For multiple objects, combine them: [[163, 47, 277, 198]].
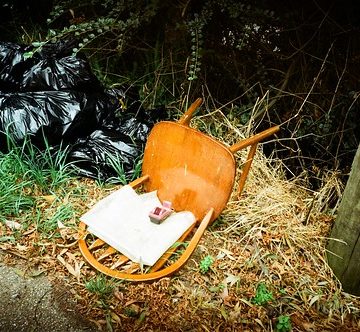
[[23, 52, 34, 59], [252, 283, 274, 305], [31, 41, 43, 47], [0, 236, 15, 243], [199, 255, 214, 274]]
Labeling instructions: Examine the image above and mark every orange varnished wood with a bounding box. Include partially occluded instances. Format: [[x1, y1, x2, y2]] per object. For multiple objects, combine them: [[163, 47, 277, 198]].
[[229, 125, 280, 153], [88, 238, 105, 250], [98, 247, 118, 261], [178, 98, 202, 126], [78, 98, 280, 281], [78, 208, 214, 281], [129, 174, 150, 188], [110, 256, 130, 269], [237, 143, 258, 198], [142, 122, 236, 223]]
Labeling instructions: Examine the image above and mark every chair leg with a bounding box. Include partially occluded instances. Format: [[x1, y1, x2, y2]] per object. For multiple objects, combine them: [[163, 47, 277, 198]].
[[229, 126, 280, 153], [237, 143, 257, 198], [178, 98, 202, 126]]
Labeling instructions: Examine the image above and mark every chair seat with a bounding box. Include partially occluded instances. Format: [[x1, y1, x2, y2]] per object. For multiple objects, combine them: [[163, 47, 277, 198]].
[[80, 185, 195, 266]]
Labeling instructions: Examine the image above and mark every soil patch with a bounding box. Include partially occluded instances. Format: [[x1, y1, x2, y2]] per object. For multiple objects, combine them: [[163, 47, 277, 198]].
[[0, 262, 96, 332]]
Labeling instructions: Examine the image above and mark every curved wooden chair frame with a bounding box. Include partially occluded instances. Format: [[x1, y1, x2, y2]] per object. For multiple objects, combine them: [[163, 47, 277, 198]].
[[78, 98, 279, 281]]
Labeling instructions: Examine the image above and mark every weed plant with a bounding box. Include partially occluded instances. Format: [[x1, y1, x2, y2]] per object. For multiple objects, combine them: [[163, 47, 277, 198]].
[[0, 150, 34, 220], [276, 315, 292, 332], [103, 151, 143, 185], [0, 130, 76, 233], [104, 151, 128, 185], [199, 255, 214, 274], [10, 137, 75, 193], [85, 275, 116, 298], [252, 283, 274, 306], [37, 203, 76, 237]]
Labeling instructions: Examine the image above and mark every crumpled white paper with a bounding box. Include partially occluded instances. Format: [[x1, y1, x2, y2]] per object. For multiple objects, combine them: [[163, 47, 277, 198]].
[[80, 185, 195, 266]]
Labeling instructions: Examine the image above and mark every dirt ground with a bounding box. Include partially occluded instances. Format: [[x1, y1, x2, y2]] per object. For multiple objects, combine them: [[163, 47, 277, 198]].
[[0, 262, 97, 332], [1, 175, 359, 331]]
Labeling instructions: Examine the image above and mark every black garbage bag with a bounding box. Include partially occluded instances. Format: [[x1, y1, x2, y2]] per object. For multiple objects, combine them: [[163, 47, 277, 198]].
[[0, 42, 33, 92], [69, 95, 168, 181], [21, 55, 100, 92], [0, 40, 99, 93], [0, 90, 99, 147], [21, 40, 101, 92], [97, 88, 167, 140], [0, 40, 168, 182], [69, 129, 142, 182]]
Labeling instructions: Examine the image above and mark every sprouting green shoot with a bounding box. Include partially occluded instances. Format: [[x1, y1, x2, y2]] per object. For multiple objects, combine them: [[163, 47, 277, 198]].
[[252, 283, 274, 305], [199, 255, 214, 274], [105, 151, 128, 185], [276, 315, 292, 332], [85, 275, 116, 298]]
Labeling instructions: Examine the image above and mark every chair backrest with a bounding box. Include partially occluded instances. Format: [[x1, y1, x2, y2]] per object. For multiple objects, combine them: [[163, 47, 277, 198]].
[[141, 98, 280, 224], [142, 121, 236, 223]]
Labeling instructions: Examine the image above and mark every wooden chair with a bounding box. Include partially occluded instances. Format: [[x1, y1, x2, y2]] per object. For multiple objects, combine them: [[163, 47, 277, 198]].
[[78, 98, 279, 281]]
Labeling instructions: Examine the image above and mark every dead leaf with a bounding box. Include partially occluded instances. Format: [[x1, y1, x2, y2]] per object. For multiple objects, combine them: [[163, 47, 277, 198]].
[[4, 220, 22, 230], [220, 304, 228, 320], [124, 299, 140, 307], [22, 228, 35, 236], [57, 221, 75, 241], [114, 289, 123, 301], [309, 294, 322, 307], [29, 270, 46, 278], [57, 253, 82, 282], [110, 311, 121, 324], [65, 251, 77, 261], [224, 273, 240, 287], [15, 244, 27, 251], [216, 248, 236, 260], [39, 195, 56, 204], [271, 261, 287, 275], [57, 220, 65, 229]]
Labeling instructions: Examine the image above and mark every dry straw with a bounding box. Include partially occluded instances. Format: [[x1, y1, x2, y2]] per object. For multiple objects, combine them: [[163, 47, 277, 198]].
[[2, 96, 358, 331], [191, 100, 360, 329]]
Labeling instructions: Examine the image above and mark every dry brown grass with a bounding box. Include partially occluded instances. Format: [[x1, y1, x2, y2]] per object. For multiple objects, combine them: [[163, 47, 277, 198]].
[[0, 101, 359, 331]]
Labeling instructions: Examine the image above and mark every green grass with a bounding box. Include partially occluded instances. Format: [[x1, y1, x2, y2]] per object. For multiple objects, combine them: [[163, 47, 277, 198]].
[[105, 151, 128, 185], [0, 150, 35, 220], [105, 152, 143, 185], [16, 138, 74, 192], [3, 131, 75, 190], [85, 275, 116, 298], [37, 203, 76, 237], [0, 131, 76, 232]]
